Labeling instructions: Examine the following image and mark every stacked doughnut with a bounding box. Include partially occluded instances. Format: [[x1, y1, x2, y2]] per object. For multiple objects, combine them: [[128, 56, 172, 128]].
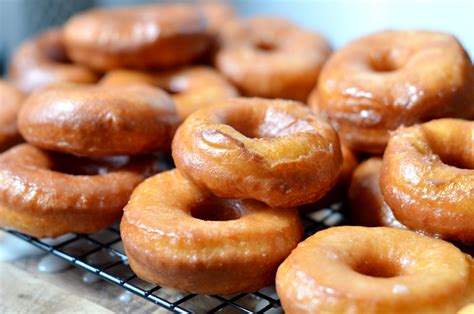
[[1, 2, 474, 313], [278, 30, 474, 313], [121, 97, 343, 294], [0, 83, 179, 238], [349, 119, 474, 244]]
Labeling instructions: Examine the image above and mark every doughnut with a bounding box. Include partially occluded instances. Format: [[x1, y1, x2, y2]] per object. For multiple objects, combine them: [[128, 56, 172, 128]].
[[63, 4, 211, 71], [121, 169, 303, 294], [349, 158, 406, 229], [172, 98, 342, 208], [0, 144, 162, 238], [337, 143, 359, 187], [8, 29, 98, 93], [300, 142, 358, 211], [0, 80, 25, 151], [100, 66, 238, 120], [311, 30, 474, 153], [458, 304, 474, 314], [381, 118, 474, 244], [276, 226, 474, 314], [215, 17, 331, 102], [197, 2, 236, 34], [18, 84, 180, 157]]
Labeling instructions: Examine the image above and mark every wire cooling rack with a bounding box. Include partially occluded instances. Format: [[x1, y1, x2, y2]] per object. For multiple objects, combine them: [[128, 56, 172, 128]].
[[4, 202, 347, 313]]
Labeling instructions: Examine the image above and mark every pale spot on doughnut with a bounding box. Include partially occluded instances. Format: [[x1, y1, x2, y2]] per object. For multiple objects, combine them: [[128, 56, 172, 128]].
[[392, 284, 409, 294], [343, 87, 374, 100], [169, 76, 188, 92], [400, 162, 421, 185], [200, 128, 242, 151]]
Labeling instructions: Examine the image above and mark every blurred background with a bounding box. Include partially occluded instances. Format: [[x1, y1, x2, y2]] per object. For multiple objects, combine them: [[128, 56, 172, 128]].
[[1, 0, 473, 75]]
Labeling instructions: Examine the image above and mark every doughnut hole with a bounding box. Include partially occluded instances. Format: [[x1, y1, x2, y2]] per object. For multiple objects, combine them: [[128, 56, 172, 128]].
[[423, 122, 474, 169], [369, 51, 403, 72], [351, 255, 404, 278], [219, 103, 315, 139], [254, 40, 277, 52], [190, 200, 242, 221]]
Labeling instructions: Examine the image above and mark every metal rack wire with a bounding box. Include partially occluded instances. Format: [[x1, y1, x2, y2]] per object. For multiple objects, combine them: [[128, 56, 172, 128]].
[[4, 203, 347, 313]]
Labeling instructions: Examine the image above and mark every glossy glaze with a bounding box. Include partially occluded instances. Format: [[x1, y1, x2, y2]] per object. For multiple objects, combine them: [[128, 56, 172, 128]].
[[311, 30, 474, 153], [100, 66, 238, 120], [172, 98, 342, 208], [18, 84, 180, 157], [121, 169, 303, 294], [381, 119, 474, 244], [63, 4, 211, 70], [216, 17, 331, 102], [349, 158, 406, 229], [0, 144, 162, 237], [300, 142, 358, 211], [0, 80, 25, 151], [8, 29, 99, 93], [276, 226, 474, 314]]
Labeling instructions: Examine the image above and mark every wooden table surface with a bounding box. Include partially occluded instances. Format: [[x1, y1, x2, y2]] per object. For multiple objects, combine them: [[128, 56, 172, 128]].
[[0, 249, 169, 313]]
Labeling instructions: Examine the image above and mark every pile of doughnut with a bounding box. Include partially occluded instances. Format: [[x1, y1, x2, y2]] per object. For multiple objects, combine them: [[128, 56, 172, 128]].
[[1, 2, 473, 313]]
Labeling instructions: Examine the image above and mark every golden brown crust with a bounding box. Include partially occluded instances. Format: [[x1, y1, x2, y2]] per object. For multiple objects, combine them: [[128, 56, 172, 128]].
[[0, 80, 25, 151], [18, 84, 180, 157], [299, 142, 358, 211], [0, 144, 162, 238], [172, 98, 342, 208], [216, 17, 331, 102], [311, 30, 474, 153], [381, 119, 474, 244], [339, 143, 359, 187], [100, 67, 238, 120], [63, 4, 211, 71], [8, 29, 99, 93], [349, 158, 406, 229], [121, 169, 303, 294], [276, 226, 474, 314]]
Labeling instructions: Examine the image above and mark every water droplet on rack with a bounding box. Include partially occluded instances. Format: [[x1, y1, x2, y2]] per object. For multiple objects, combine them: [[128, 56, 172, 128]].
[[37, 254, 71, 273], [308, 208, 332, 221], [86, 250, 115, 266], [330, 202, 343, 211], [118, 291, 133, 303], [82, 272, 101, 284], [41, 233, 76, 246], [324, 212, 343, 226]]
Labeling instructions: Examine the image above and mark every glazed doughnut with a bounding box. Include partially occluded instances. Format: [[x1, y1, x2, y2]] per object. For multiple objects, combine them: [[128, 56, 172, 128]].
[[349, 158, 406, 229], [172, 98, 342, 208], [216, 17, 331, 102], [381, 118, 474, 244], [8, 29, 98, 93], [100, 67, 238, 120], [0, 144, 161, 238], [337, 143, 359, 187], [458, 304, 474, 314], [276, 226, 474, 314], [311, 30, 474, 153], [18, 84, 180, 157], [121, 169, 303, 294], [300, 142, 358, 211], [197, 2, 236, 34], [63, 4, 211, 71], [0, 80, 25, 151]]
